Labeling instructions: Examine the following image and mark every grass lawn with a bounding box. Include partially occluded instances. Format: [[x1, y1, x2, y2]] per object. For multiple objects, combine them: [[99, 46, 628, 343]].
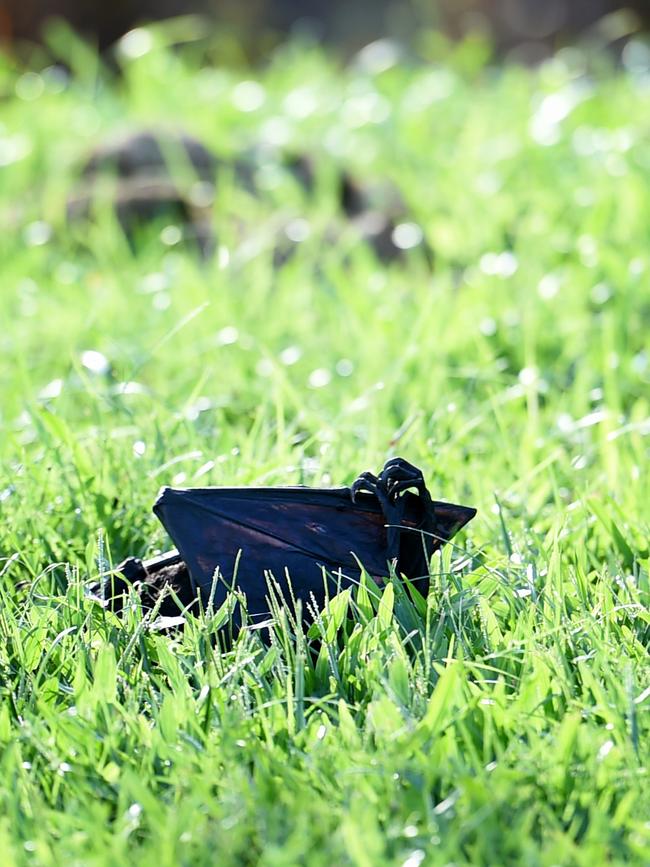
[[1, 25, 649, 866]]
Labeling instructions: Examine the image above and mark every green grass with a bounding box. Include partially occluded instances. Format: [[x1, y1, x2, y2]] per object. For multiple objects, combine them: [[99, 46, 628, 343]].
[[1, 23, 649, 866]]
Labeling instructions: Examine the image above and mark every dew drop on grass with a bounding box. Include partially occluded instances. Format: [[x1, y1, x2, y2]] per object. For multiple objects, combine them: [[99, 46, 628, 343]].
[[152, 292, 171, 311], [480, 251, 518, 277], [631, 351, 648, 374], [189, 182, 215, 208], [139, 272, 169, 294], [283, 87, 318, 119], [15, 72, 44, 101], [217, 326, 239, 346], [256, 163, 284, 192], [119, 28, 153, 60], [195, 460, 215, 479], [113, 381, 147, 395], [518, 367, 538, 386], [336, 358, 354, 376], [285, 219, 311, 243], [55, 262, 80, 284], [402, 849, 425, 867], [622, 39, 650, 74], [538, 273, 560, 299], [479, 317, 497, 336], [590, 283, 612, 305], [81, 350, 110, 375], [133, 441, 146, 457], [218, 246, 231, 269], [1, 485, 15, 503], [260, 117, 292, 147], [403, 70, 455, 112], [391, 222, 423, 250], [343, 92, 390, 126], [280, 346, 301, 366], [578, 234, 598, 267], [160, 225, 182, 246], [355, 38, 400, 75], [232, 81, 265, 112], [23, 221, 52, 247], [308, 369, 332, 389], [347, 395, 369, 413], [529, 89, 582, 146], [0, 133, 32, 166], [256, 359, 274, 377], [185, 397, 214, 420], [597, 740, 614, 761], [39, 379, 63, 400]]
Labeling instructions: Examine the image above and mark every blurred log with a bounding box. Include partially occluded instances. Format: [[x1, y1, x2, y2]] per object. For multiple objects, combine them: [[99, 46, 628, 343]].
[[67, 129, 217, 255], [67, 129, 429, 264]]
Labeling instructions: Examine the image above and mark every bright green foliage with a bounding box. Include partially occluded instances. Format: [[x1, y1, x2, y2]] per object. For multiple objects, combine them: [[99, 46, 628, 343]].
[[0, 24, 649, 867]]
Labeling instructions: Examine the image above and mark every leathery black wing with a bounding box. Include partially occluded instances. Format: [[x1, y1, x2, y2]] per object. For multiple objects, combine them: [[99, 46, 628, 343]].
[[153, 482, 476, 624]]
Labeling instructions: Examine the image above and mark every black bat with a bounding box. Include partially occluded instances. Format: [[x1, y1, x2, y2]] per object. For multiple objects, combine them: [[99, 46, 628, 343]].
[[138, 458, 476, 626]]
